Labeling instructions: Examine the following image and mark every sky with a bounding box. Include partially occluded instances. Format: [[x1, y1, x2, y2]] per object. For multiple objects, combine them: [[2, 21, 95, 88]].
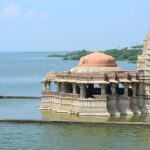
[[0, 0, 150, 52]]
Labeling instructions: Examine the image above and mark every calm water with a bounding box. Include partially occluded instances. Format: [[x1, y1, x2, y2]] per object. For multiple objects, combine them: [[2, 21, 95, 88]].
[[1, 52, 149, 150], [1, 123, 150, 150], [0, 52, 78, 96]]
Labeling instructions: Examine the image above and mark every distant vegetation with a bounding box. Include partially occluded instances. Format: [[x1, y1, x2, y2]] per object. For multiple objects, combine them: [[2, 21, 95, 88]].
[[47, 45, 143, 63], [104, 45, 143, 63], [63, 49, 91, 60], [47, 51, 67, 57]]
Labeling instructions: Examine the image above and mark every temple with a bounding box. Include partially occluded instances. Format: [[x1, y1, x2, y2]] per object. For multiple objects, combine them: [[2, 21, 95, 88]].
[[40, 30, 150, 116]]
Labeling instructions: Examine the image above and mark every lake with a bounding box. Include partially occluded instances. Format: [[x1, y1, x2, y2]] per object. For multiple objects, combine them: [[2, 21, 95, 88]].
[[0, 52, 149, 150]]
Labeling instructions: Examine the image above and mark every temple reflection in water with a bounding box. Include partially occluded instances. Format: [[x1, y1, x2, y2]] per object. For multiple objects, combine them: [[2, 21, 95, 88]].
[[40, 30, 150, 117], [40, 110, 150, 123]]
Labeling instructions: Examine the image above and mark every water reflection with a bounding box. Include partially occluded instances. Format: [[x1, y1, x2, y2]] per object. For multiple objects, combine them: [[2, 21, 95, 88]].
[[40, 110, 109, 122], [2, 98, 150, 123], [108, 115, 150, 123], [41, 110, 150, 123]]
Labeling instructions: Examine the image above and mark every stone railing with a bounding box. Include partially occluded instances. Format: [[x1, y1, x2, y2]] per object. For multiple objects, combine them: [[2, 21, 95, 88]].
[[41, 92, 108, 113], [42, 91, 79, 98], [78, 98, 107, 110], [41, 91, 79, 110]]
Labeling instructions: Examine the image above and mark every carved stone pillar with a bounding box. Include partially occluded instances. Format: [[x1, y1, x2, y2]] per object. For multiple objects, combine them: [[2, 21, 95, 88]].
[[139, 83, 144, 95], [46, 81, 51, 91], [59, 82, 62, 92], [107, 84, 119, 116], [56, 82, 61, 93], [111, 84, 116, 96], [138, 83, 144, 109], [62, 83, 66, 93], [73, 83, 77, 94], [130, 83, 141, 115], [132, 83, 136, 97], [97, 83, 110, 116], [124, 83, 128, 97], [118, 83, 133, 115], [138, 82, 150, 114], [80, 84, 86, 98], [43, 81, 47, 91], [101, 84, 106, 96]]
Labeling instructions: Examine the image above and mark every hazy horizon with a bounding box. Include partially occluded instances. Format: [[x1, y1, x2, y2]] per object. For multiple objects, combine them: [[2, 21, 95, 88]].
[[0, 0, 150, 52]]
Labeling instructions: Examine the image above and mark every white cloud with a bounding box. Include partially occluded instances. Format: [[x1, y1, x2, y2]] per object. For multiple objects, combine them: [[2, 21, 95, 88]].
[[26, 10, 48, 20], [0, 4, 48, 21], [0, 4, 21, 19]]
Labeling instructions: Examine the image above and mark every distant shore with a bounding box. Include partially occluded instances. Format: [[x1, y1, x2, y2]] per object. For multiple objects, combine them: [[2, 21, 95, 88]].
[[47, 45, 143, 63], [0, 96, 40, 99]]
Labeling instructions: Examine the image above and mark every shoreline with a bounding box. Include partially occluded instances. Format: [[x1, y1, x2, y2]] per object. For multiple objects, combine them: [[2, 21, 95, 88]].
[[1, 119, 150, 125], [0, 96, 41, 99]]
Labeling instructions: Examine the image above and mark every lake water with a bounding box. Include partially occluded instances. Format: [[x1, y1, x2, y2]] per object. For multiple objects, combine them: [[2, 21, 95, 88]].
[[1, 52, 150, 150], [1, 123, 150, 150]]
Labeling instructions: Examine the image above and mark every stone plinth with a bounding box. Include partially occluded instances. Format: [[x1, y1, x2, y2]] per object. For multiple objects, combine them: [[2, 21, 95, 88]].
[[107, 95, 120, 116], [117, 96, 133, 116]]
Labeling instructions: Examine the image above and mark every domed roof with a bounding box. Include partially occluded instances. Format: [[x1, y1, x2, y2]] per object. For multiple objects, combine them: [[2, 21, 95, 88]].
[[79, 51, 117, 67]]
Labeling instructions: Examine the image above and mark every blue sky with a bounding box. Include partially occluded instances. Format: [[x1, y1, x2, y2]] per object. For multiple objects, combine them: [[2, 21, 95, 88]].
[[0, 0, 150, 52]]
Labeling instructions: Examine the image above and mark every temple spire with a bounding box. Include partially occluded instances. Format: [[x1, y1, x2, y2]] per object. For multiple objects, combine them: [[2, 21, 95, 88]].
[[137, 29, 150, 115], [142, 30, 150, 55], [147, 30, 150, 38]]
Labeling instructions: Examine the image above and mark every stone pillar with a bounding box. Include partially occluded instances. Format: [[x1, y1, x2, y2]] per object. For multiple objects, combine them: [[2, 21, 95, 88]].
[[107, 84, 119, 116], [132, 83, 136, 96], [101, 84, 106, 96], [118, 83, 133, 115], [139, 83, 143, 95], [62, 82, 66, 93], [46, 81, 51, 91], [130, 83, 141, 115], [43, 81, 51, 91], [124, 83, 128, 97], [138, 82, 149, 114], [59, 82, 62, 92], [111, 84, 116, 96], [43, 81, 47, 91], [56, 82, 61, 93], [138, 83, 144, 109], [73, 83, 77, 94], [97, 83, 110, 116], [80, 84, 86, 98]]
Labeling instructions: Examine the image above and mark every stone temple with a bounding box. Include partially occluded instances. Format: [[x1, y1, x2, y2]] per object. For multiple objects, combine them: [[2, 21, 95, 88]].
[[40, 30, 150, 116]]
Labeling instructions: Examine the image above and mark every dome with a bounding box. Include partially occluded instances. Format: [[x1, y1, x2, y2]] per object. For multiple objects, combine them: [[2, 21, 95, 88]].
[[79, 51, 117, 67]]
